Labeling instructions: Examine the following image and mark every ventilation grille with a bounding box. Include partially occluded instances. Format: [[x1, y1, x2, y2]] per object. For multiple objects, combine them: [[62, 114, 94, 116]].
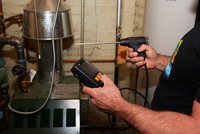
[[9, 99, 80, 134]]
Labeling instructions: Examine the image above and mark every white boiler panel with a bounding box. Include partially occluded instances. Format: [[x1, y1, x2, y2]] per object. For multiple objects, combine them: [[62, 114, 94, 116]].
[[144, 0, 198, 55]]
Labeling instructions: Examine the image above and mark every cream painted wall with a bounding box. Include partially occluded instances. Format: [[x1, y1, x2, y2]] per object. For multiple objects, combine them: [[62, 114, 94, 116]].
[[144, 0, 197, 55]]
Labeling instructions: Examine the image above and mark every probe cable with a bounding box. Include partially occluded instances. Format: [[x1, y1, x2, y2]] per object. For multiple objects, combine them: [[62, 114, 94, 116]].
[[107, 62, 150, 131], [143, 64, 149, 107]]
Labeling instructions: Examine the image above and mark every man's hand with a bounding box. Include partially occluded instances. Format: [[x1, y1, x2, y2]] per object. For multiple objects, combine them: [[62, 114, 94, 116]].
[[83, 75, 124, 113], [127, 44, 158, 69]]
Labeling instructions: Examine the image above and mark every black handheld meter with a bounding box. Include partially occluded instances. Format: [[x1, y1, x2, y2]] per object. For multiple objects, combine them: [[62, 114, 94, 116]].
[[71, 58, 104, 88]]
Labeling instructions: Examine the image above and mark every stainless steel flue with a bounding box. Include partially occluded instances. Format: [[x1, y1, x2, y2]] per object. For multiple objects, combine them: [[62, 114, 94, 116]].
[[23, 0, 73, 40], [23, 0, 73, 84]]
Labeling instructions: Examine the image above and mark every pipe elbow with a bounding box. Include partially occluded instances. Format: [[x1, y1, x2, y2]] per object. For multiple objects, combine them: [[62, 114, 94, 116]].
[[8, 36, 24, 48]]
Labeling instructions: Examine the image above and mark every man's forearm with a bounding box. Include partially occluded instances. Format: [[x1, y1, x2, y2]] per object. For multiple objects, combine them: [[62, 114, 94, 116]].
[[155, 54, 170, 72], [115, 100, 200, 134]]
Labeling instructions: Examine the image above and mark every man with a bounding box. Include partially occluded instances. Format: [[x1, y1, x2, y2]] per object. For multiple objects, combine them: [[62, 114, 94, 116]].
[[83, 22, 200, 133]]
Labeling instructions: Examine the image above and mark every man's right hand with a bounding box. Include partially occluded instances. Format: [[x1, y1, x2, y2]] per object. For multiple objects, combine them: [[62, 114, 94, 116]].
[[127, 44, 158, 69]]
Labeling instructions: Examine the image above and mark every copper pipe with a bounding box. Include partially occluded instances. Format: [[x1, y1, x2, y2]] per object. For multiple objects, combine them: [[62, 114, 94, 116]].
[[0, 0, 6, 37], [4, 14, 23, 28], [63, 59, 131, 63], [0, 0, 3, 18], [63, 59, 115, 63]]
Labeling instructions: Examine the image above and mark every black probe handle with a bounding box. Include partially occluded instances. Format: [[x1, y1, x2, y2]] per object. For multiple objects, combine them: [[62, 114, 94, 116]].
[[129, 43, 146, 58], [120, 37, 148, 58]]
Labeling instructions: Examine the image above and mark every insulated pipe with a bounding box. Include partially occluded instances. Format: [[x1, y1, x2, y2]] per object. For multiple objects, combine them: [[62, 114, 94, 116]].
[[112, 0, 122, 127], [0, 57, 7, 85], [0, 37, 26, 69], [114, 0, 122, 86], [0, 49, 9, 100], [0, 67, 7, 86], [116, 0, 122, 30], [80, 0, 85, 58]]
